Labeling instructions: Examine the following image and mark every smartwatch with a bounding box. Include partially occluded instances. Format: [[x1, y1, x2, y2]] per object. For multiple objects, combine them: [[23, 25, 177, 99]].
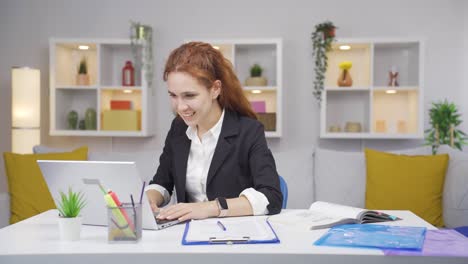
[[215, 197, 229, 217]]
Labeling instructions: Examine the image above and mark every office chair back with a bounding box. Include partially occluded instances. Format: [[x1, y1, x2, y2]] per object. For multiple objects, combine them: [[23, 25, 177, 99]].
[[279, 176, 288, 209]]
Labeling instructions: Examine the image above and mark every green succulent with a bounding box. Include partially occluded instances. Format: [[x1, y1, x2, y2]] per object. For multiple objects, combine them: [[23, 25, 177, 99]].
[[78, 57, 88, 74], [250, 64, 263, 77], [425, 99, 468, 154], [57, 188, 86, 218]]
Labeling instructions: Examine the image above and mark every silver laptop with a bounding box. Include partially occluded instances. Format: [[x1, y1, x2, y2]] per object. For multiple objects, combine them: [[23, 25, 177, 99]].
[[37, 160, 180, 230]]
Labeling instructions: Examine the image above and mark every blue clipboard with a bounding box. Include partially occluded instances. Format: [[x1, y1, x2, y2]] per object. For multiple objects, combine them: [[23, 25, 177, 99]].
[[181, 218, 280, 245]]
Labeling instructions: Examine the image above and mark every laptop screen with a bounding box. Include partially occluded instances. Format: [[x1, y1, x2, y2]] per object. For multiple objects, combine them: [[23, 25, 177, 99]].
[[37, 160, 159, 230]]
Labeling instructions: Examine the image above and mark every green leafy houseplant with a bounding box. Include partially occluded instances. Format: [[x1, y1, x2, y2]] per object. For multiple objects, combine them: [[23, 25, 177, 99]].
[[311, 21, 337, 103], [78, 57, 87, 75], [425, 100, 468, 154], [250, 64, 263, 77], [57, 188, 86, 218]]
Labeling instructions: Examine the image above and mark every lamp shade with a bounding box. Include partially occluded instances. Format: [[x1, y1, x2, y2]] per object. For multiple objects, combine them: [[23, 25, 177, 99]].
[[11, 67, 40, 153]]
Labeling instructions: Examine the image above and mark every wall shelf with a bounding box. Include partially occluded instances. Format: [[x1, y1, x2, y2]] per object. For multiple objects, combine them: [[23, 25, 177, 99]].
[[190, 38, 283, 137], [49, 38, 155, 137], [320, 38, 424, 139]]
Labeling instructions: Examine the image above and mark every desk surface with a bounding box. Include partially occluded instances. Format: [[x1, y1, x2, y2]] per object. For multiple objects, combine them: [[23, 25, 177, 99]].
[[0, 209, 466, 264]]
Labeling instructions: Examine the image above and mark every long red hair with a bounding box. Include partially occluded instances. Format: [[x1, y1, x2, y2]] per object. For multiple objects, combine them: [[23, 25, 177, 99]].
[[163, 42, 257, 119]]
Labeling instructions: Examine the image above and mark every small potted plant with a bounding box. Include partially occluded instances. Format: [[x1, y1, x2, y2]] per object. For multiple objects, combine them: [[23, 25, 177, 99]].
[[57, 188, 86, 241], [76, 56, 90, 85], [311, 21, 337, 102], [425, 99, 468, 154], [245, 63, 267, 86]]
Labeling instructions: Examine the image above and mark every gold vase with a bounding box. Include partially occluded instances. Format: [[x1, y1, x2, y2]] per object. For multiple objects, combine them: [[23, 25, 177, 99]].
[[337, 69, 353, 87]]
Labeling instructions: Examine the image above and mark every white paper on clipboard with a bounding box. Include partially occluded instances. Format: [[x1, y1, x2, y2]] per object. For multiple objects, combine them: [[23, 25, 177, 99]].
[[184, 216, 278, 243]]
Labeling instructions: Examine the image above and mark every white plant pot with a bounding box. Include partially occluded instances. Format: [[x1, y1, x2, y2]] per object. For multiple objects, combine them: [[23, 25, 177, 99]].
[[245, 76, 267, 86], [58, 216, 82, 241]]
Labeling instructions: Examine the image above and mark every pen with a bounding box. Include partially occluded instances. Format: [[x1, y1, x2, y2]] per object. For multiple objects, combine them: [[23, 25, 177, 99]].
[[130, 194, 137, 216], [217, 220, 226, 231], [139, 181, 146, 204]]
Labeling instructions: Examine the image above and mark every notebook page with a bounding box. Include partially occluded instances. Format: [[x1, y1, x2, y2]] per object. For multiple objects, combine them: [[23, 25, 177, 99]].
[[309, 201, 365, 219]]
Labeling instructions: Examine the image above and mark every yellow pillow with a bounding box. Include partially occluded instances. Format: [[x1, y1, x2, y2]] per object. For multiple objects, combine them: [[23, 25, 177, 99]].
[[3, 147, 88, 224], [365, 148, 448, 227]]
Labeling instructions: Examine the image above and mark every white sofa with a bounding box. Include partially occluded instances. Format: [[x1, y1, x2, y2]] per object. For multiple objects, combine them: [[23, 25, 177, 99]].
[[314, 145, 468, 228], [0, 145, 466, 228]]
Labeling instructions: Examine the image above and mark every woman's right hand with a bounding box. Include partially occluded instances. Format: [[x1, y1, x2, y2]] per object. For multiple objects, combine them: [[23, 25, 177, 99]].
[[145, 189, 161, 213]]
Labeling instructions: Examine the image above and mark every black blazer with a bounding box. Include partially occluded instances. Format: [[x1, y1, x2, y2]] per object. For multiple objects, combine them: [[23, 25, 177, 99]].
[[150, 109, 282, 215]]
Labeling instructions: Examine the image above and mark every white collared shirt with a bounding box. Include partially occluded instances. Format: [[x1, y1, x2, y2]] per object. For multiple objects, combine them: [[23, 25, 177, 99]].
[[146, 109, 270, 215]]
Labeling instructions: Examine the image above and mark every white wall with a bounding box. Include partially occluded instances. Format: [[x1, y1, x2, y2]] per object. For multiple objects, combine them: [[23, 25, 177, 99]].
[[461, 1, 468, 134], [0, 0, 466, 196]]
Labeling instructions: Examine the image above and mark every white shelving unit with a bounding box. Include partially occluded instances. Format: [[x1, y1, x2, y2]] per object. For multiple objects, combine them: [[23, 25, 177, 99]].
[[320, 38, 424, 139], [189, 39, 283, 138], [49, 38, 155, 137]]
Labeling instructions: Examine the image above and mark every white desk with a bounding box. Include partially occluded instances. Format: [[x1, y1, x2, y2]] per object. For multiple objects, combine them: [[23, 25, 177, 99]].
[[0, 209, 466, 264]]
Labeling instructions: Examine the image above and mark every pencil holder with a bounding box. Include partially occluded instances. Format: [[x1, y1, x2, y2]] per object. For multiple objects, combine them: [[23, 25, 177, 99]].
[[107, 202, 142, 243]]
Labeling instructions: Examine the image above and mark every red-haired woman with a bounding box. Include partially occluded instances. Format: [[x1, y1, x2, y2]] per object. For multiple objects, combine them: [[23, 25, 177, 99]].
[[146, 42, 282, 223]]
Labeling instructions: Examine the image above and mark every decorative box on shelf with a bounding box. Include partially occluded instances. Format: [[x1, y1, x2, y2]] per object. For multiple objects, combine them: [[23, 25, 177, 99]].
[[101, 110, 141, 131], [257, 113, 276, 132]]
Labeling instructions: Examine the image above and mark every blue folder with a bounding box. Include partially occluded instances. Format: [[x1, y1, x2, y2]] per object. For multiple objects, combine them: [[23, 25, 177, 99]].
[[314, 224, 426, 250], [181, 217, 280, 245]]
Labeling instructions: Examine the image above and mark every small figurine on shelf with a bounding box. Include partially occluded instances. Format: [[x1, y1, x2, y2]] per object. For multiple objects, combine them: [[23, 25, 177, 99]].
[[78, 119, 86, 130], [67, 110, 78, 130], [85, 108, 97, 130], [337, 61, 353, 87], [122, 61, 135, 86], [375, 120, 387, 133], [388, 66, 399, 87], [76, 57, 90, 86]]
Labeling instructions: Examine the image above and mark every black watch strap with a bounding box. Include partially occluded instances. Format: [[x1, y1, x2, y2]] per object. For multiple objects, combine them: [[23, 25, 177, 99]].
[[216, 197, 228, 217]]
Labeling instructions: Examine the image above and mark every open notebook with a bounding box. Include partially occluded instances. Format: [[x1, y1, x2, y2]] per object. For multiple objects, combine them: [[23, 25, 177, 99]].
[[269, 201, 400, 230]]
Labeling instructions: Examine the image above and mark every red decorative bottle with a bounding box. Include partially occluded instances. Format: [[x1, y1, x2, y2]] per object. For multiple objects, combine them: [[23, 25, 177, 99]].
[[122, 61, 135, 86]]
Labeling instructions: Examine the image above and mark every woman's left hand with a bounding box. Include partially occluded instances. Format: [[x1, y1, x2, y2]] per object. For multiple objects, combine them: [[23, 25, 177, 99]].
[[156, 201, 218, 222]]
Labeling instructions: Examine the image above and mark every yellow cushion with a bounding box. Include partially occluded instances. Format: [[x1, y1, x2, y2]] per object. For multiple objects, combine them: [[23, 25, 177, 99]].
[[3, 147, 88, 224], [364, 148, 449, 227]]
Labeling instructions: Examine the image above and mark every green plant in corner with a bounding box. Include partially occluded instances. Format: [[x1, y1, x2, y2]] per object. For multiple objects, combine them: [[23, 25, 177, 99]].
[[57, 188, 86, 218], [78, 57, 88, 75], [250, 64, 263, 77], [311, 21, 337, 103], [425, 99, 468, 154]]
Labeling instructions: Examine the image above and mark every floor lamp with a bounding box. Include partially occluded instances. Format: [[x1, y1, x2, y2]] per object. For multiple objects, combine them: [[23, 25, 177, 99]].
[[11, 67, 40, 154]]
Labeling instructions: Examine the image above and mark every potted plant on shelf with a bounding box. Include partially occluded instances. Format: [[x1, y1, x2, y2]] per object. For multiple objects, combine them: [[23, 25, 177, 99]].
[[425, 99, 468, 154], [76, 56, 90, 86], [311, 21, 337, 103], [245, 64, 267, 86], [57, 188, 86, 241]]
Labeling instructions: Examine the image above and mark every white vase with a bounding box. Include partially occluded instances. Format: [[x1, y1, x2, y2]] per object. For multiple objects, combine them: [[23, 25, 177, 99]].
[[58, 216, 82, 241]]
